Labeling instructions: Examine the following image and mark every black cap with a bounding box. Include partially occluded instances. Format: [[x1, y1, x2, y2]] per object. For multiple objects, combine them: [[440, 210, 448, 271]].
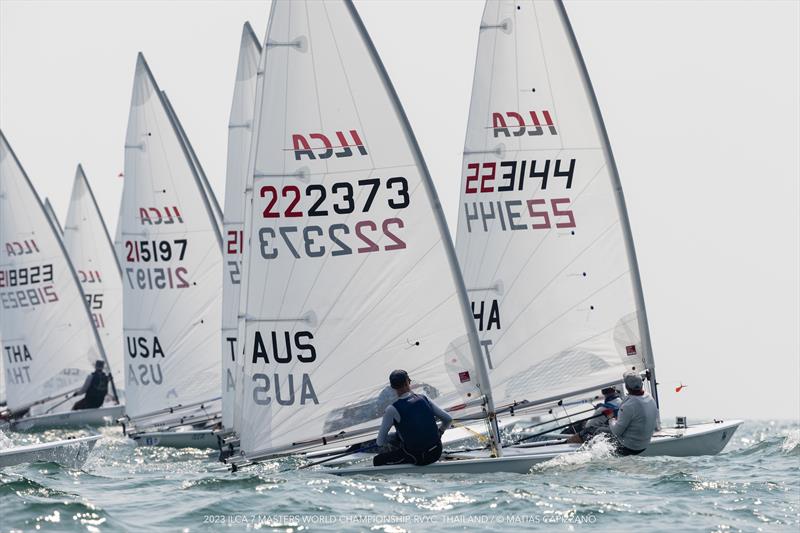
[[389, 369, 409, 389], [601, 386, 618, 396], [95, 360, 105, 369]]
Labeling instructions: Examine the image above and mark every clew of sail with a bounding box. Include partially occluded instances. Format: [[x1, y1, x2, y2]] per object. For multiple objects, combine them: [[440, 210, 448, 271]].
[[120, 54, 223, 421], [0, 131, 115, 414], [455, 0, 653, 413], [222, 22, 263, 432], [63, 165, 125, 391], [237, 0, 493, 460]]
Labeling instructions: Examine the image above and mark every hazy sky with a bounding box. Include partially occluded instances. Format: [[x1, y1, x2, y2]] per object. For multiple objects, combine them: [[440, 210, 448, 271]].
[[1, 0, 798, 420]]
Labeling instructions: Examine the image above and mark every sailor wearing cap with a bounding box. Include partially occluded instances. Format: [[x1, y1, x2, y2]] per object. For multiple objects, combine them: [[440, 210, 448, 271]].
[[372, 369, 453, 467], [608, 371, 661, 455]]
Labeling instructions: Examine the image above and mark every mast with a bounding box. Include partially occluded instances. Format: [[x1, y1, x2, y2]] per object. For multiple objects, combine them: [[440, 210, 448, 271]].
[[344, 0, 502, 456], [554, 0, 658, 406], [161, 91, 222, 233]]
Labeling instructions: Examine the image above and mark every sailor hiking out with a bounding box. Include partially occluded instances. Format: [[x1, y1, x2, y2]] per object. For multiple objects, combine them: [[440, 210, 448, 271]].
[[373, 370, 453, 467], [567, 386, 623, 444], [72, 360, 110, 411], [607, 372, 660, 455]]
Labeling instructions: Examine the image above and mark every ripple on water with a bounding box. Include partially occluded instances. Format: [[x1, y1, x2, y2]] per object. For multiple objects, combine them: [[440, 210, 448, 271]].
[[0, 421, 797, 531]]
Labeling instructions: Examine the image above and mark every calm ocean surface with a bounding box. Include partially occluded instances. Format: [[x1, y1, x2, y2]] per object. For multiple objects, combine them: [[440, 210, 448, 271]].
[[1, 420, 798, 532]]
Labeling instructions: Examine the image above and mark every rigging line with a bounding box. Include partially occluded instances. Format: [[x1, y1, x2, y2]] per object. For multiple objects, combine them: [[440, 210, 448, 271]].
[[253, 163, 418, 179], [496, 270, 630, 367]]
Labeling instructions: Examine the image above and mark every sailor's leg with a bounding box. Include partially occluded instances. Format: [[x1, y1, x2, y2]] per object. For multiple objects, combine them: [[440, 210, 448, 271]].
[[373, 447, 415, 467]]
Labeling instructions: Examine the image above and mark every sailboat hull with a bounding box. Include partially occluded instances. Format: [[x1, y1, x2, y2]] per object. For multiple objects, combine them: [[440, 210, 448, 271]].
[[331, 452, 560, 476], [130, 429, 219, 449], [8, 405, 124, 431], [327, 420, 742, 475], [506, 419, 743, 458], [0, 434, 101, 468]]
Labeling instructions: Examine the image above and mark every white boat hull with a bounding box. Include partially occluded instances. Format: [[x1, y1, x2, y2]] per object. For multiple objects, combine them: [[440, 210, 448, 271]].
[[327, 420, 742, 475], [332, 452, 560, 475], [505, 419, 743, 458], [0, 434, 102, 468], [131, 429, 219, 449], [8, 405, 124, 431]]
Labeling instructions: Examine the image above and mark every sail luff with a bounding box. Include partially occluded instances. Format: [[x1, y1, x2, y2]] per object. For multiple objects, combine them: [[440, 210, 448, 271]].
[[76, 164, 123, 277], [222, 20, 263, 430], [160, 91, 224, 246], [44, 199, 62, 235], [553, 0, 658, 404], [342, 0, 502, 456]]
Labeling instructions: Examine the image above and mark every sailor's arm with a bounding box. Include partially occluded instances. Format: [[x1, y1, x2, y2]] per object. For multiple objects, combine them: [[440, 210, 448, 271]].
[[77, 374, 92, 395], [428, 400, 453, 434], [376, 406, 398, 447], [609, 403, 633, 438]]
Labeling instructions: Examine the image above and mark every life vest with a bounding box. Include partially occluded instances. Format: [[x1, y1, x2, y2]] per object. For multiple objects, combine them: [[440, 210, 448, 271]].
[[597, 396, 622, 416], [392, 394, 440, 453], [86, 370, 109, 402]]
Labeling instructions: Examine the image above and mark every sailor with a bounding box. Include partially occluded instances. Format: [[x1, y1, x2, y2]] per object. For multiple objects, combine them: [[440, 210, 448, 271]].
[[607, 371, 660, 455], [72, 360, 110, 411], [567, 386, 623, 443], [372, 369, 452, 467]]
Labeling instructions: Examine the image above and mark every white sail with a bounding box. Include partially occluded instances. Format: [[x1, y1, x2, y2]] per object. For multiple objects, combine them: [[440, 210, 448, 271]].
[[222, 22, 262, 431], [44, 199, 62, 235], [237, 0, 491, 458], [0, 131, 114, 413], [120, 54, 223, 419], [63, 165, 125, 389], [162, 92, 224, 232], [455, 0, 652, 411]]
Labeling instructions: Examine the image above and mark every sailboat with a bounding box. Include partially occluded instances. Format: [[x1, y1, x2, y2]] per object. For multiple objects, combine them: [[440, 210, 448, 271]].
[[218, 22, 262, 457], [447, 0, 741, 461], [63, 165, 125, 394], [117, 54, 223, 448], [0, 131, 123, 431], [227, 0, 504, 470]]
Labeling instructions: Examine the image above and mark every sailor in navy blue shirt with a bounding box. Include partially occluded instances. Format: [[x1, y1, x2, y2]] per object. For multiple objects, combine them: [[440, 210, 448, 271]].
[[373, 369, 452, 467]]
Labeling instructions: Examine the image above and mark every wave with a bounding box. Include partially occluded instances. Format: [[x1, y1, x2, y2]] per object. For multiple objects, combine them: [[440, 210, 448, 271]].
[[532, 434, 616, 472], [726, 430, 800, 458], [781, 429, 799, 454]]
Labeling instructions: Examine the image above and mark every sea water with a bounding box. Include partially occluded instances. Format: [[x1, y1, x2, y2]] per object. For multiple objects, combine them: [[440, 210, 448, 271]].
[[0, 421, 797, 531]]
